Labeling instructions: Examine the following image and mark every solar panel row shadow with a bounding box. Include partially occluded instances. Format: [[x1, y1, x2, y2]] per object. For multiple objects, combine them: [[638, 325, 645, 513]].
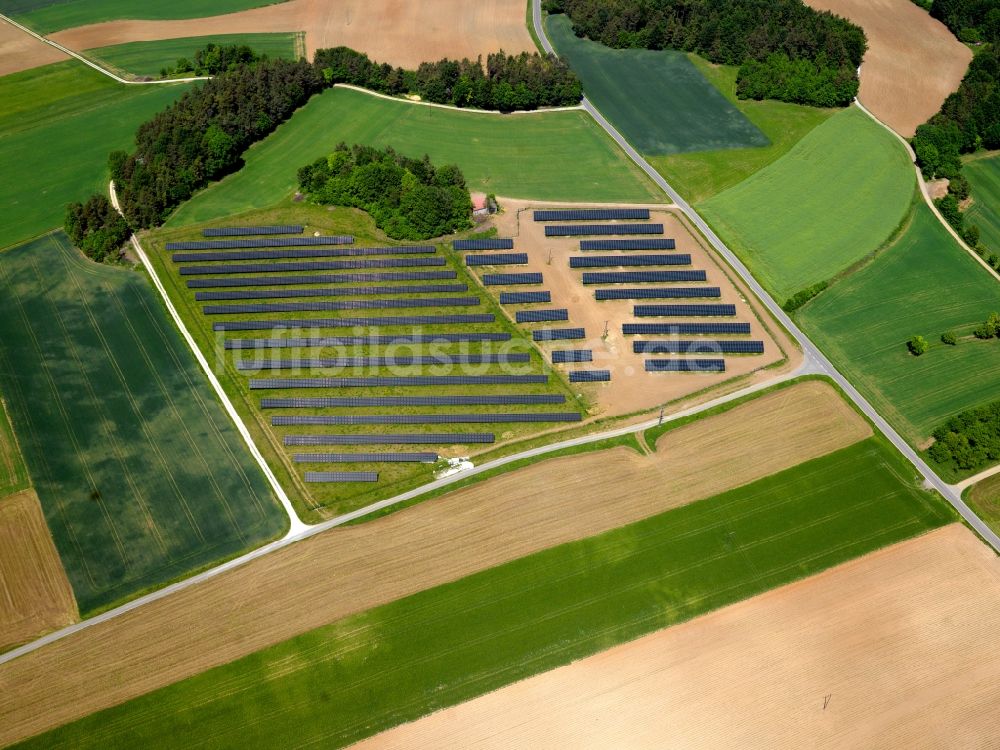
[[261, 394, 566, 407], [202, 297, 479, 315], [570, 254, 691, 268], [466, 253, 529, 266], [516, 309, 568, 323], [623, 323, 752, 335], [187, 271, 457, 288], [545, 223, 663, 237], [172, 246, 434, 262], [580, 239, 676, 250], [551, 349, 592, 363], [482, 273, 543, 285], [582, 271, 706, 284], [168, 236, 353, 250], [304, 471, 378, 482], [213, 314, 495, 331], [499, 291, 551, 304], [534, 208, 649, 221], [197, 284, 467, 301], [274, 412, 581, 425], [569, 369, 611, 382], [180, 258, 446, 275], [645, 359, 727, 373], [634, 340, 764, 354], [533, 328, 585, 341], [633, 304, 737, 317], [453, 239, 514, 250], [294, 452, 438, 463], [250, 374, 547, 388], [226, 332, 511, 349], [204, 225, 303, 237], [595, 287, 720, 300], [237, 353, 530, 370], [286, 433, 495, 445]]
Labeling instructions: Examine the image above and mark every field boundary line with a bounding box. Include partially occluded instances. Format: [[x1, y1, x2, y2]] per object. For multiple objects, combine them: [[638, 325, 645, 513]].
[[333, 83, 585, 115]]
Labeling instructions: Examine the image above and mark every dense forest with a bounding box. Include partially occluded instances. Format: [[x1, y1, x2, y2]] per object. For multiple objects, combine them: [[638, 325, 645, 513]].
[[313, 47, 582, 111], [160, 43, 262, 78], [543, 0, 865, 106], [297, 145, 472, 240], [929, 398, 1000, 471], [930, 0, 1000, 42], [64, 194, 132, 262]]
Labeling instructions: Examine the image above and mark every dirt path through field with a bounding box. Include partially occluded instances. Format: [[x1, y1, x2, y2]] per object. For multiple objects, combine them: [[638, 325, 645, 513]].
[[48, 0, 533, 69], [803, 0, 970, 137], [0, 18, 68, 76], [0, 380, 866, 745], [355, 524, 1000, 749]]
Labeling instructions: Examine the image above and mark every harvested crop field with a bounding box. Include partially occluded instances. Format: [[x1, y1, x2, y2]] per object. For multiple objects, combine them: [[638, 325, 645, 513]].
[[0, 17, 66, 75], [803, 0, 970, 137], [0, 490, 78, 652], [48, 0, 533, 69], [0, 380, 867, 745]]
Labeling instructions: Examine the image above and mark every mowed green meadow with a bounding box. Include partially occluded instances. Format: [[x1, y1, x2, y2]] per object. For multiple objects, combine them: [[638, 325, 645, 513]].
[[799, 204, 1000, 444], [0, 60, 188, 249], [545, 13, 768, 155], [0, 233, 287, 614], [1, 0, 282, 33], [965, 152, 1000, 256], [168, 86, 662, 226], [87, 32, 303, 79], [699, 106, 915, 300], [23, 434, 953, 748]]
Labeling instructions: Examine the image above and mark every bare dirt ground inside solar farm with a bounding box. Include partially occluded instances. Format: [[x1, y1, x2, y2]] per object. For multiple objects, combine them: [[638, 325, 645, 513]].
[[803, 0, 971, 137], [0, 380, 867, 745], [355, 524, 1000, 750], [0, 18, 67, 76], [46, 0, 534, 71], [488, 201, 799, 416]]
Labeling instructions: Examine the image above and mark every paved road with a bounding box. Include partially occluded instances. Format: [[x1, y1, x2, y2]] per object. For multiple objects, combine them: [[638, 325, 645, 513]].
[[532, 0, 1000, 552]]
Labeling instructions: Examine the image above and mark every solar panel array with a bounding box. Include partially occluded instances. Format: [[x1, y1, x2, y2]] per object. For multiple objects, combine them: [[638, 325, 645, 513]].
[[534, 208, 649, 221], [293, 452, 437, 463], [551, 349, 592, 363], [286, 433, 495, 445], [226, 333, 511, 349], [500, 291, 550, 304], [645, 359, 727, 373], [634, 340, 764, 354], [569, 370, 611, 382], [197, 284, 468, 301], [204, 225, 303, 237], [167, 236, 353, 250], [305, 471, 379, 482], [466, 253, 529, 266], [582, 271, 706, 284], [595, 287, 720, 300], [453, 238, 514, 250], [180, 258, 447, 275], [580, 239, 676, 251], [570, 254, 691, 268], [213, 314, 495, 331], [483, 273, 543, 285], [187, 271, 457, 288], [251, 375, 548, 388], [274, 413, 581, 425], [516, 309, 568, 323], [238, 353, 529, 370], [262, 394, 566, 407], [633, 304, 737, 317], [623, 323, 752, 335], [202, 297, 479, 315], [545, 223, 663, 237], [172, 246, 434, 262], [533, 328, 585, 341]]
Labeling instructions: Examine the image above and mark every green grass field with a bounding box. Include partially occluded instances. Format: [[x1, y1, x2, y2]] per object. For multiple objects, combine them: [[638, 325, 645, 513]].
[[87, 32, 303, 79], [0, 391, 30, 498], [22, 435, 953, 748], [0, 60, 188, 250], [799, 203, 1000, 444], [545, 14, 767, 156], [966, 474, 1000, 535], [167, 87, 662, 227], [1, 0, 285, 34], [650, 56, 837, 203], [964, 152, 1000, 256], [0, 233, 287, 615], [699, 106, 915, 300]]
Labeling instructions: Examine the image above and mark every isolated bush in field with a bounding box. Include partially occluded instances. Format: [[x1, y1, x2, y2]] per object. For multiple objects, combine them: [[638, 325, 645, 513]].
[[941, 331, 957, 345], [907, 335, 929, 355], [64, 194, 131, 263]]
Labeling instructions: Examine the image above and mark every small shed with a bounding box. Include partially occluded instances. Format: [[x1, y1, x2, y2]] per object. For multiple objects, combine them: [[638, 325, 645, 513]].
[[471, 192, 490, 217]]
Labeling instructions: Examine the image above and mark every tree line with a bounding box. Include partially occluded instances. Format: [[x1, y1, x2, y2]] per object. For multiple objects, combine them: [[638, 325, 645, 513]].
[[159, 42, 262, 79], [543, 0, 865, 107], [928, 0, 1000, 43], [297, 144, 472, 240]]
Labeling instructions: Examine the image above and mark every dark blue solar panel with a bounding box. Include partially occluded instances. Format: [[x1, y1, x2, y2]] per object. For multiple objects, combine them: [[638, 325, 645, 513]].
[[251, 375, 547, 388], [533, 328, 585, 341], [304, 471, 378, 482], [180, 258, 446, 275], [213, 314, 495, 331], [482, 273, 543, 285], [261, 394, 566, 407], [203, 225, 303, 237], [634, 340, 764, 354], [595, 287, 720, 300], [226, 332, 511, 349], [294, 452, 437, 463], [569, 370, 610, 382], [516, 309, 568, 323], [237, 354, 529, 369], [453, 239, 514, 250], [173, 246, 434, 262], [570, 255, 691, 268], [197, 284, 467, 301], [466, 253, 529, 266], [633, 304, 736, 317], [287, 433, 495, 445], [551, 349, 592, 363], [580, 239, 676, 250], [203, 297, 479, 314], [645, 359, 726, 373], [168, 236, 353, 250], [275, 413, 581, 425], [187, 271, 457, 288], [623, 323, 752, 335], [499, 291, 550, 304], [545, 224, 663, 237], [534, 208, 649, 221], [582, 271, 707, 284]]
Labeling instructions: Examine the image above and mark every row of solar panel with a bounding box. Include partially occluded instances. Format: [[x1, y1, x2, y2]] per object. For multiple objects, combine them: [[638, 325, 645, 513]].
[[534, 208, 649, 222], [204, 225, 303, 237], [533, 328, 585, 341], [500, 291, 550, 304], [582, 271, 706, 284], [188, 271, 458, 288], [580, 239, 676, 251], [570, 254, 690, 268], [633, 340, 764, 354], [261, 394, 566, 407], [274, 413, 581, 425], [172, 246, 434, 263], [551, 350, 592, 363], [595, 287, 720, 300], [226, 332, 511, 349], [645, 359, 726, 373], [569, 370, 610, 382], [294, 452, 437, 463], [213, 314, 495, 331], [305, 471, 377, 482], [516, 309, 568, 323], [237, 354, 530, 370], [202, 297, 479, 315], [197, 284, 468, 301], [483, 273, 543, 285], [453, 239, 514, 250], [167, 236, 353, 250], [251, 375, 548, 388], [623, 323, 751, 334], [545, 224, 663, 237], [466, 253, 528, 266], [286, 433, 495, 445], [633, 304, 736, 317], [180, 258, 447, 275]]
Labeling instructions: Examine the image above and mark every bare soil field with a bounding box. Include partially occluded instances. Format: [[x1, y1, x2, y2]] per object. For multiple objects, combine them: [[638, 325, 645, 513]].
[[490, 201, 799, 416], [49, 0, 533, 69], [355, 524, 1000, 750], [0, 490, 77, 653], [0, 380, 864, 746], [0, 18, 67, 76], [803, 0, 970, 137]]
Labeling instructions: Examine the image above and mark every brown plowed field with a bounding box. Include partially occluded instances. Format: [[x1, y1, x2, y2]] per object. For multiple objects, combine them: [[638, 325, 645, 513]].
[[0, 380, 866, 746], [803, 0, 970, 137], [355, 524, 1000, 750], [0, 19, 68, 77], [49, 0, 533, 69], [0, 490, 78, 652]]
